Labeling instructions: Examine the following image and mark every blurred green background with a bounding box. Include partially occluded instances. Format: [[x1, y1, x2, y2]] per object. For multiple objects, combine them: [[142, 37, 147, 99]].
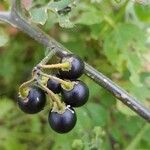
[[0, 0, 150, 150]]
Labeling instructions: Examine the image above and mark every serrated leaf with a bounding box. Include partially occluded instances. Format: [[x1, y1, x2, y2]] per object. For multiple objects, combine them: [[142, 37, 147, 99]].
[[104, 23, 147, 85], [29, 7, 48, 25], [48, 0, 74, 28], [0, 29, 9, 47], [75, 4, 103, 26]]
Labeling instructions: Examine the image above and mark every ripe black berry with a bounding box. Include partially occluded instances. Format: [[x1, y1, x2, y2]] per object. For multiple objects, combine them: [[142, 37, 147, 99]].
[[61, 80, 89, 107], [47, 75, 61, 94], [59, 54, 84, 79], [18, 87, 46, 114], [48, 106, 77, 133]]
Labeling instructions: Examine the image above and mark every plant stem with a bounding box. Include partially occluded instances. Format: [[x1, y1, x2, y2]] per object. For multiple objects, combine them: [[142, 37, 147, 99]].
[[0, 11, 11, 24], [38, 81, 64, 110], [0, 0, 150, 122], [19, 78, 35, 98], [40, 62, 70, 69], [39, 71, 73, 89]]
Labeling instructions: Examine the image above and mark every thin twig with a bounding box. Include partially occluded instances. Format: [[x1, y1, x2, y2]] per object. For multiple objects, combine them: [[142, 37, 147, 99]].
[[0, 0, 150, 122]]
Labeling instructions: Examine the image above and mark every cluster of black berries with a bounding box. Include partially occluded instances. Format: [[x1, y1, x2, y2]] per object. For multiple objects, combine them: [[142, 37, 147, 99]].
[[17, 54, 89, 134]]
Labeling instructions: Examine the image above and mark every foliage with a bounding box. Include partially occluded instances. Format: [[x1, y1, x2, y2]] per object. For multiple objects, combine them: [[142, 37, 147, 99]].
[[0, 0, 150, 149]]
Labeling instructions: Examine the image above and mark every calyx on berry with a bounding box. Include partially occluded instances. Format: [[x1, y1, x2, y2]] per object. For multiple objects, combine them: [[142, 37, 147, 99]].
[[48, 105, 77, 133], [59, 54, 84, 79], [18, 86, 46, 114], [61, 80, 89, 107]]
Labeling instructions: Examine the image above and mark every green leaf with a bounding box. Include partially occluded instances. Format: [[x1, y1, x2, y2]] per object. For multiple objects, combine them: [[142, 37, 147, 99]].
[[125, 124, 150, 150], [72, 139, 84, 150], [75, 107, 92, 130], [51, 132, 76, 150], [29, 1, 74, 28], [134, 4, 150, 22], [29, 7, 48, 25], [0, 97, 14, 118], [47, 0, 74, 28], [30, 116, 41, 133], [0, 29, 9, 47], [75, 2, 103, 25], [90, 24, 102, 40], [104, 23, 147, 85], [75, 11, 102, 25], [57, 14, 74, 28], [125, 52, 142, 86], [125, 82, 150, 101], [116, 100, 136, 116], [4, 133, 27, 150], [86, 103, 108, 126], [47, 0, 73, 11]]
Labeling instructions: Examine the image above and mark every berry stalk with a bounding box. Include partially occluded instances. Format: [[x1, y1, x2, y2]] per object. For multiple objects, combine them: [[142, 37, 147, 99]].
[[39, 71, 74, 90], [39, 62, 70, 70], [38, 81, 65, 112]]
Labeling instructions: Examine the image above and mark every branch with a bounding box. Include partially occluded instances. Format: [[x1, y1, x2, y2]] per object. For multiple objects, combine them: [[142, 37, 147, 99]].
[[0, 11, 11, 24], [1, 0, 150, 122]]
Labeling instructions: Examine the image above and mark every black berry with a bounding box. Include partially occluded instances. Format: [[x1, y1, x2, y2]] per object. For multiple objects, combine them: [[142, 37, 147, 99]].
[[61, 80, 89, 107], [18, 87, 46, 114], [47, 75, 61, 94], [59, 54, 84, 79], [48, 106, 77, 133]]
